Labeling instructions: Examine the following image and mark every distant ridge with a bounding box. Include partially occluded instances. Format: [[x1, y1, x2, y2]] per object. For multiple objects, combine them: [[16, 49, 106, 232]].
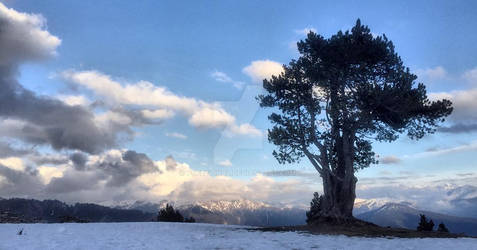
[[356, 202, 477, 236], [116, 199, 307, 226], [0, 198, 154, 223]]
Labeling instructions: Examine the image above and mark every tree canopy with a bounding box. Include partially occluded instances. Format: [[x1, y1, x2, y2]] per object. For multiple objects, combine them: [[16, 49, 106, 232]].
[[258, 19, 452, 220]]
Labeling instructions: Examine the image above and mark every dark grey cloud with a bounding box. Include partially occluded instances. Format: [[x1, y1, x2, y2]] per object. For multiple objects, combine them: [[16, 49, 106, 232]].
[[0, 148, 162, 199], [28, 153, 70, 166], [96, 150, 159, 187], [0, 141, 30, 157], [70, 152, 87, 171], [165, 155, 177, 171], [45, 171, 103, 194], [0, 77, 120, 154], [439, 123, 477, 133], [0, 164, 43, 197], [0, 7, 133, 154]]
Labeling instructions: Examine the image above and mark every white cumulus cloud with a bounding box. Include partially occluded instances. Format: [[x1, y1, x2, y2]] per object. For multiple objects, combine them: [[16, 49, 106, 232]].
[[242, 60, 284, 83], [60, 70, 261, 137], [415, 66, 447, 81]]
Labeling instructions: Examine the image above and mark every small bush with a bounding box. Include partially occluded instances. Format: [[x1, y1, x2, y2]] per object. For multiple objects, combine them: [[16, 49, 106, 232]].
[[437, 222, 449, 233]]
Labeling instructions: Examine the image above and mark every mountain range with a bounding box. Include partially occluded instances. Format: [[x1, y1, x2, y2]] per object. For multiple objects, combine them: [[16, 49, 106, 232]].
[[115, 199, 306, 226], [356, 202, 477, 236], [1, 197, 476, 236]]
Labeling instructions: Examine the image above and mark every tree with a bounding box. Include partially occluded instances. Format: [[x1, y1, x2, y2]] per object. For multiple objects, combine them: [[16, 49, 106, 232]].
[[417, 214, 434, 231], [437, 222, 449, 233], [157, 204, 184, 222], [157, 204, 195, 223], [306, 192, 323, 223], [258, 19, 452, 222]]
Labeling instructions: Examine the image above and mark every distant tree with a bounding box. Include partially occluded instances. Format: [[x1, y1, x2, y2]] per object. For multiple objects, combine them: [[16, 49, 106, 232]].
[[306, 192, 323, 224], [417, 214, 434, 231], [157, 204, 184, 222], [437, 222, 449, 233], [258, 19, 452, 222], [157, 204, 195, 223]]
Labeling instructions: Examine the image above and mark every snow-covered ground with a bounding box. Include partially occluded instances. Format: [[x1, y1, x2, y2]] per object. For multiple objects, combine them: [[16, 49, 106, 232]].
[[1, 222, 476, 250]]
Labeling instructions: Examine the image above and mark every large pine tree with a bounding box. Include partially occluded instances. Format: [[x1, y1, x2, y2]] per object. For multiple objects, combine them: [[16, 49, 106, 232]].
[[258, 20, 452, 221]]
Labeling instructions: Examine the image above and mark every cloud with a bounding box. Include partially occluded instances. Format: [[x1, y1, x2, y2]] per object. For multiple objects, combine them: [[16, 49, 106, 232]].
[[225, 124, 263, 137], [0, 2, 61, 66], [0, 164, 44, 196], [0, 4, 136, 154], [425, 67, 477, 134], [95, 149, 160, 187], [242, 60, 284, 83], [356, 178, 477, 217], [28, 154, 70, 166], [211, 70, 244, 89], [188, 106, 235, 129], [61, 70, 261, 137], [294, 27, 317, 35], [262, 170, 316, 177], [379, 155, 401, 164], [56, 95, 91, 107], [431, 88, 477, 121], [0, 148, 315, 205], [439, 123, 477, 133], [141, 109, 175, 120], [0, 157, 25, 171], [463, 67, 477, 84], [165, 132, 187, 140], [0, 141, 29, 158], [218, 159, 232, 167], [70, 152, 87, 171], [407, 141, 477, 159], [415, 66, 447, 81]]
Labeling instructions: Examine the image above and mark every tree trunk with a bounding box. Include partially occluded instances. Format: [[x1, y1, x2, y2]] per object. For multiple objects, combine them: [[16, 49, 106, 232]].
[[310, 132, 358, 222], [318, 171, 357, 220]]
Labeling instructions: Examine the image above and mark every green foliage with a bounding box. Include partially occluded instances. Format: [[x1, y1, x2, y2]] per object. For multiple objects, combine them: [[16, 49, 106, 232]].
[[417, 214, 435, 231], [306, 192, 323, 223], [437, 222, 449, 233], [258, 19, 452, 172]]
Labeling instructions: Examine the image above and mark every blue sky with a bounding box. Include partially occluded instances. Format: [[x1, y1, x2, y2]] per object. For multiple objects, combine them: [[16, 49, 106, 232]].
[[1, 1, 477, 211]]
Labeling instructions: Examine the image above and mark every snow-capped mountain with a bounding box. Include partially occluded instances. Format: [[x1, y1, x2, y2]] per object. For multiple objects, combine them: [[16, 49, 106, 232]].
[[114, 199, 301, 214], [353, 198, 390, 215], [185, 200, 272, 213], [113, 199, 306, 226], [356, 202, 477, 236]]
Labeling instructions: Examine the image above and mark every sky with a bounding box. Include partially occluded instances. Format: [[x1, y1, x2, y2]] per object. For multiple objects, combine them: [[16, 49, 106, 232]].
[[0, 1, 477, 215]]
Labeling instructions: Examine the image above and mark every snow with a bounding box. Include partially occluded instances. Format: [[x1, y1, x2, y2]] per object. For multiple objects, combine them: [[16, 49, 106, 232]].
[[1, 222, 476, 250]]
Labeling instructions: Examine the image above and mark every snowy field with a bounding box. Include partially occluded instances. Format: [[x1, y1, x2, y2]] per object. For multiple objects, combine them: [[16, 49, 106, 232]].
[[0, 222, 476, 250]]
